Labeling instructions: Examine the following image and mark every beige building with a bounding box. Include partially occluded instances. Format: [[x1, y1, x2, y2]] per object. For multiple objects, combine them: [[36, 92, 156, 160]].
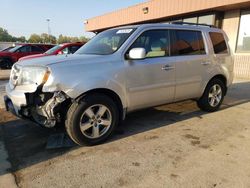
[[85, 0, 250, 78]]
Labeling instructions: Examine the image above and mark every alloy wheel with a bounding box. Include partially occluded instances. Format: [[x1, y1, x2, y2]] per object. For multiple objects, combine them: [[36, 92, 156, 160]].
[[79, 104, 112, 139], [208, 84, 222, 107]]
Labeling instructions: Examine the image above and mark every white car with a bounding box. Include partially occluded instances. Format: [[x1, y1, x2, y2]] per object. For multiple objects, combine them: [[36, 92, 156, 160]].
[[4, 23, 234, 145]]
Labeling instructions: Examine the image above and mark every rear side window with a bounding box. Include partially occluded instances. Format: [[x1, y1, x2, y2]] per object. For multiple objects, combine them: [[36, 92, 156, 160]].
[[171, 30, 206, 56], [209, 32, 228, 54]]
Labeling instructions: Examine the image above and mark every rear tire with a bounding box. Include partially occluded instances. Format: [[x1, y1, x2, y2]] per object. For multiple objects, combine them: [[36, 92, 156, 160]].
[[65, 94, 119, 146], [197, 79, 226, 112]]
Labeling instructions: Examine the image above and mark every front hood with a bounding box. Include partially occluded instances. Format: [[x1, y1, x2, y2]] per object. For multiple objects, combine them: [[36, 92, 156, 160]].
[[16, 54, 106, 67]]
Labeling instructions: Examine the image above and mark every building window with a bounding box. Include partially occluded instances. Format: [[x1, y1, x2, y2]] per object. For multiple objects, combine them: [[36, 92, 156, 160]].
[[198, 15, 215, 25], [183, 17, 198, 23], [236, 10, 250, 53], [171, 14, 217, 27]]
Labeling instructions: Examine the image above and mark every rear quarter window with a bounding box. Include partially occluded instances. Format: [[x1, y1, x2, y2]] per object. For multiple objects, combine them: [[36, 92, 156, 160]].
[[209, 32, 228, 54]]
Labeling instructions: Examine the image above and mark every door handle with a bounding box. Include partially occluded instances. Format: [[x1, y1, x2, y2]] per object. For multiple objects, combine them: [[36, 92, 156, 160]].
[[201, 62, 211, 65], [162, 65, 174, 71]]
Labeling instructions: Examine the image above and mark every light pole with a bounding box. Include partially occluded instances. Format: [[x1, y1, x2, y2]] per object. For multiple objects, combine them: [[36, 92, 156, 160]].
[[46, 18, 50, 43]]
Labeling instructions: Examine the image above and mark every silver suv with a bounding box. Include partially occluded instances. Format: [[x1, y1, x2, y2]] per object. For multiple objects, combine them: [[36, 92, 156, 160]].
[[4, 23, 234, 145]]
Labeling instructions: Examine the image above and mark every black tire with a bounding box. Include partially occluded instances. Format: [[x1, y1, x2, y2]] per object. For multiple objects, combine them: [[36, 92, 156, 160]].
[[65, 94, 119, 146], [197, 78, 226, 112], [0, 58, 13, 69]]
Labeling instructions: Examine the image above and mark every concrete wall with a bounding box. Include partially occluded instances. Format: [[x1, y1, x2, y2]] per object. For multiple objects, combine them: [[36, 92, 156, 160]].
[[223, 10, 250, 79], [0, 42, 15, 51], [223, 10, 240, 53], [234, 55, 250, 78]]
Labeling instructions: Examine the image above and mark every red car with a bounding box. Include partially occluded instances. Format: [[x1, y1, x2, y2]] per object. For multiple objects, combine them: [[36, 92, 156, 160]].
[[0, 43, 54, 69], [19, 42, 85, 61]]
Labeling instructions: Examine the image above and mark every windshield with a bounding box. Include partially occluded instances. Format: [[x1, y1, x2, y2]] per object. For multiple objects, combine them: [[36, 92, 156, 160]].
[[45, 45, 62, 55], [76, 28, 135, 55], [8, 45, 22, 52], [2, 47, 14, 52]]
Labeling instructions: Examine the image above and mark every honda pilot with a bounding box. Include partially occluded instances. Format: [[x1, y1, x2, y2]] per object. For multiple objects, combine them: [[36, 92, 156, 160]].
[[4, 23, 234, 145]]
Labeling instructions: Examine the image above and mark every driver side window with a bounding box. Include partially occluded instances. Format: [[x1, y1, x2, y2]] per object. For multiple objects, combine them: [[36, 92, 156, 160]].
[[129, 30, 170, 58]]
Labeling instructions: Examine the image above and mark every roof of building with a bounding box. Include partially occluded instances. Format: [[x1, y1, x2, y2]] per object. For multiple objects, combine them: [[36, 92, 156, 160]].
[[85, 0, 250, 32]]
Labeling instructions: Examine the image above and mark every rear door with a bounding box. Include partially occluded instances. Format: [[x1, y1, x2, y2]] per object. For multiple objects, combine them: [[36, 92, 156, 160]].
[[170, 29, 211, 100], [125, 29, 176, 111]]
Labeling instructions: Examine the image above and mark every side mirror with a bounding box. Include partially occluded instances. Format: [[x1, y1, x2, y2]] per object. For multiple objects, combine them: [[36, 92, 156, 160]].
[[57, 51, 63, 55], [128, 48, 146, 60]]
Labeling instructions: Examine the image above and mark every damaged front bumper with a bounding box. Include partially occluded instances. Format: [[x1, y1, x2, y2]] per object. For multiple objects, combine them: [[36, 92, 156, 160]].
[[5, 83, 70, 128]]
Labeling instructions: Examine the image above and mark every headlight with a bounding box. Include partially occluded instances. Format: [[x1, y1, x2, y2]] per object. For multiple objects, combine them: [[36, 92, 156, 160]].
[[17, 66, 51, 86]]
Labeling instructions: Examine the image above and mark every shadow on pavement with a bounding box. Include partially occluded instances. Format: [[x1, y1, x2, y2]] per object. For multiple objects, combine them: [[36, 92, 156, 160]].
[[0, 80, 250, 177]]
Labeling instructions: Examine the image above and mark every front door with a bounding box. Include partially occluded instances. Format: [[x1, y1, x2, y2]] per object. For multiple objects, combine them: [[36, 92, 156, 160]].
[[125, 29, 176, 111]]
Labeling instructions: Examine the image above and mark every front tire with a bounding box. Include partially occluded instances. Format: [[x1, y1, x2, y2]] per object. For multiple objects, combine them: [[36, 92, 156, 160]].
[[0, 58, 13, 69], [65, 94, 119, 146], [197, 79, 226, 112]]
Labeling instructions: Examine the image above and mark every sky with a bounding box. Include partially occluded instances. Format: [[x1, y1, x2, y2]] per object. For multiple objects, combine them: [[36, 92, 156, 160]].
[[0, 0, 146, 39]]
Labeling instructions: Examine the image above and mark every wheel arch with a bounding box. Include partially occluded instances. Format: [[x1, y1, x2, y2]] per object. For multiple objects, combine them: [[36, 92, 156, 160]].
[[0, 56, 13, 69], [75, 88, 125, 121], [202, 74, 228, 96]]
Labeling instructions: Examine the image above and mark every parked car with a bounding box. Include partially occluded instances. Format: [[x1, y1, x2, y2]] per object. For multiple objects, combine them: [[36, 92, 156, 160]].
[[4, 23, 234, 146], [19, 42, 85, 61], [0, 43, 54, 69]]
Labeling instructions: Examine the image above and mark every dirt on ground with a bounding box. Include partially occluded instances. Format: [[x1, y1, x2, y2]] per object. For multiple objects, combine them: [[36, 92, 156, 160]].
[[0, 109, 16, 124], [0, 79, 250, 188]]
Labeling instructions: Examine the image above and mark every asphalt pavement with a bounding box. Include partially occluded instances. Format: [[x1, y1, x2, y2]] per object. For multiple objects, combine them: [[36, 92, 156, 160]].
[[0, 80, 7, 109], [0, 79, 250, 188]]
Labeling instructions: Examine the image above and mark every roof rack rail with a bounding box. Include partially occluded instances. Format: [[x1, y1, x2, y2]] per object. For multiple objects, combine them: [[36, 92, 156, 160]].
[[171, 21, 217, 28]]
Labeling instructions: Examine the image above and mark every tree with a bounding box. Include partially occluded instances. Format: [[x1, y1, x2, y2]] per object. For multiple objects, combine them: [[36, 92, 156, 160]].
[[57, 34, 90, 44], [0, 27, 13, 42], [0, 26, 90, 44], [0, 28, 27, 42], [70, 37, 79, 43], [17, 36, 26, 42], [79, 36, 90, 43], [58, 34, 72, 44], [28, 34, 42, 43], [41, 33, 56, 44], [12, 36, 26, 43]]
